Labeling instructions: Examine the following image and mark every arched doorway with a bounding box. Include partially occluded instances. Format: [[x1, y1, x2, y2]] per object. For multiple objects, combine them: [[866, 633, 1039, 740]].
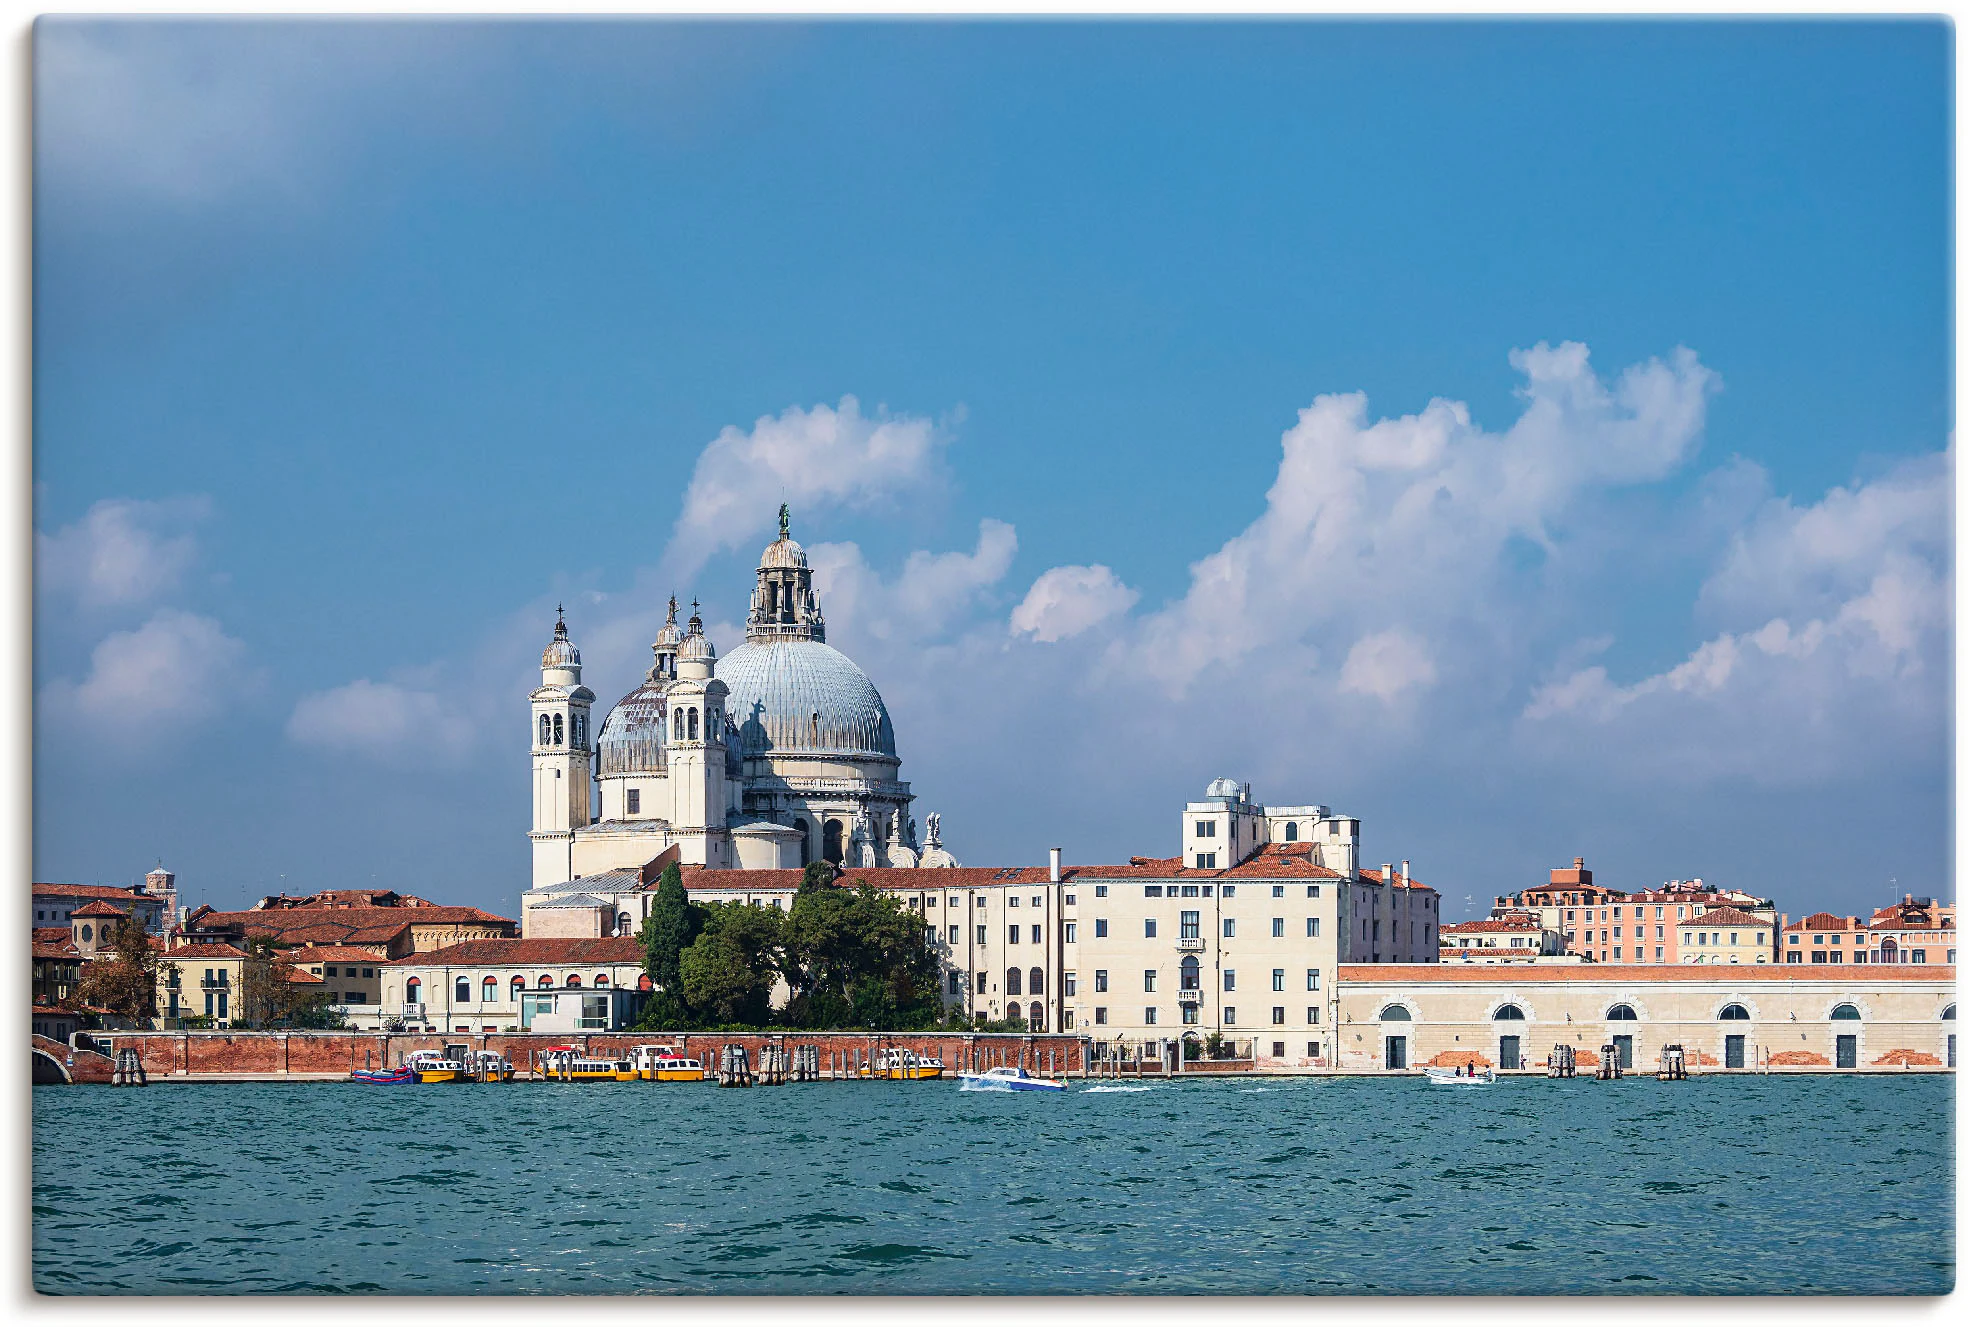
[[1028, 1002, 1044, 1032], [823, 819, 844, 865]]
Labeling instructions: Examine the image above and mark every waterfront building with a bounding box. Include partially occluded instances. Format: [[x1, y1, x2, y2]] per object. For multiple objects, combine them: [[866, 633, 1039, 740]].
[[1493, 862, 1778, 964], [1673, 905, 1774, 964], [378, 937, 650, 1034], [156, 941, 250, 1026], [1862, 895, 1956, 964], [1439, 914, 1568, 961], [182, 889, 515, 959], [32, 931, 81, 1005], [1335, 963, 1955, 1072], [525, 511, 961, 894], [287, 945, 389, 1028], [1490, 857, 1629, 960], [30, 867, 177, 934]]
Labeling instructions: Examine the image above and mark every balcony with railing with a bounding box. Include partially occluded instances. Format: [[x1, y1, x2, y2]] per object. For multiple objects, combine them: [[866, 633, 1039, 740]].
[[400, 1002, 427, 1021], [1177, 988, 1203, 1006], [1176, 937, 1205, 952]]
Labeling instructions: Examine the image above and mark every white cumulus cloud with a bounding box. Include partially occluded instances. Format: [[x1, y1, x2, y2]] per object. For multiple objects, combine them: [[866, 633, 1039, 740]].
[[287, 679, 479, 764], [1010, 565, 1140, 643], [666, 396, 952, 579], [1338, 629, 1439, 703], [810, 519, 1017, 645], [36, 495, 212, 609], [40, 608, 244, 736]]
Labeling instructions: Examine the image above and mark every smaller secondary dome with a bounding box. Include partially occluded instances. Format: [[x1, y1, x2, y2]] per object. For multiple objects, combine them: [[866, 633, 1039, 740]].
[[597, 682, 668, 777], [679, 602, 716, 663], [759, 536, 807, 571], [541, 608, 581, 669], [1205, 776, 1241, 799], [653, 594, 683, 649]]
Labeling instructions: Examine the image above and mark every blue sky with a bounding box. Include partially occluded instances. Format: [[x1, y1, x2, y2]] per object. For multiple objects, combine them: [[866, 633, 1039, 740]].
[[33, 19, 1952, 923]]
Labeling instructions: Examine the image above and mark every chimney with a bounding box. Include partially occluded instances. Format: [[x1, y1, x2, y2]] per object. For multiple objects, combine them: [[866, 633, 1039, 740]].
[[1574, 857, 1585, 871], [1401, 859, 1411, 887], [1049, 847, 1062, 884], [1382, 863, 1394, 885]]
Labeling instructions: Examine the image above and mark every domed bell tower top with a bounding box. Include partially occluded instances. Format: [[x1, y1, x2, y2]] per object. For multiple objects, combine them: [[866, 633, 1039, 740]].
[[746, 505, 827, 644], [540, 606, 583, 687], [678, 601, 717, 680]]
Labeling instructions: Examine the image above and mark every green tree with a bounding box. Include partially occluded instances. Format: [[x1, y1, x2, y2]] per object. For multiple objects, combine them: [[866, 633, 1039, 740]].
[[236, 937, 343, 1028], [638, 861, 699, 996], [678, 901, 784, 1026], [74, 916, 160, 1026], [783, 878, 943, 1030]]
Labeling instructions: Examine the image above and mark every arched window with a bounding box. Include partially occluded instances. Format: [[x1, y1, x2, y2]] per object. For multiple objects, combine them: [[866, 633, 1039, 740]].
[[1006, 967, 1023, 996], [1719, 1003, 1750, 1020], [1493, 1003, 1526, 1020], [1378, 1004, 1412, 1021], [455, 977, 472, 1003], [594, 974, 609, 988], [1028, 1001, 1045, 1032], [510, 976, 525, 999], [539, 714, 551, 746], [406, 977, 421, 1002], [552, 713, 564, 746], [1944, 1005, 1957, 1021], [1180, 955, 1201, 991], [1606, 1004, 1638, 1021], [572, 713, 585, 748], [78, 925, 92, 943], [616, 912, 632, 936], [1284, 821, 1299, 842], [1831, 1003, 1862, 1020], [687, 708, 699, 741], [1029, 967, 1044, 996], [482, 977, 498, 1001], [673, 709, 684, 740], [824, 819, 844, 865], [794, 818, 811, 867], [537, 974, 553, 989], [565, 975, 582, 988]]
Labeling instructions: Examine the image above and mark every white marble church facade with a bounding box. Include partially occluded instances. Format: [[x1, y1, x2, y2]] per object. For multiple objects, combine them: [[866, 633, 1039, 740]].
[[525, 510, 956, 927]]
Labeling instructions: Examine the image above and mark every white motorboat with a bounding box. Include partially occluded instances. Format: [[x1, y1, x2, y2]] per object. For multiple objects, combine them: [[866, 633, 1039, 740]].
[[1424, 1065, 1496, 1087], [957, 1065, 1067, 1093]]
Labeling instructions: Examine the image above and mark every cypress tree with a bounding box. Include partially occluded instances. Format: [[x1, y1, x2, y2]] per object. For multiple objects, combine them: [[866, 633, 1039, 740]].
[[638, 861, 697, 998]]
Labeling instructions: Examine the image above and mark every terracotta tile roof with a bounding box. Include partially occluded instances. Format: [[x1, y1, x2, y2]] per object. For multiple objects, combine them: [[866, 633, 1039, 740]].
[[250, 889, 443, 911], [1442, 919, 1545, 934], [31, 883, 156, 902], [70, 901, 130, 918], [1786, 912, 1860, 932], [33, 927, 70, 946], [1680, 906, 1768, 928], [286, 944, 390, 963], [191, 905, 516, 948], [1336, 963, 1955, 983], [164, 942, 251, 960], [284, 968, 325, 984], [32, 940, 80, 959], [1357, 867, 1435, 893], [677, 851, 1365, 892], [386, 937, 646, 967]]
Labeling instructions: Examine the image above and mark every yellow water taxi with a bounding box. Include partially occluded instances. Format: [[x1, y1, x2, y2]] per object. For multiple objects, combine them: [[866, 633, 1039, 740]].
[[858, 1048, 945, 1081], [539, 1048, 631, 1082], [404, 1050, 465, 1084], [468, 1050, 515, 1083], [628, 1044, 707, 1082]]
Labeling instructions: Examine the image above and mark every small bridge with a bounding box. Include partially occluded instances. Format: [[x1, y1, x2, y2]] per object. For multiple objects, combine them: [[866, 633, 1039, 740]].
[[31, 1034, 113, 1085]]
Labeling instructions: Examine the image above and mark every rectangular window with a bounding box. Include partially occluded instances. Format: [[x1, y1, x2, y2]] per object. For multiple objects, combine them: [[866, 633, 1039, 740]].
[[626, 789, 640, 815], [1308, 1041, 1321, 1059], [1032, 925, 1042, 945], [1181, 910, 1201, 939], [1307, 1006, 1320, 1024], [1181, 1004, 1200, 1025], [217, 992, 229, 1020], [976, 926, 987, 945], [1063, 893, 1075, 905], [1654, 947, 1664, 961], [948, 925, 959, 943], [1789, 934, 1800, 945], [1223, 1007, 1235, 1026], [1272, 969, 1285, 992], [1223, 969, 1236, 991], [1094, 1007, 1108, 1025], [1144, 1007, 1158, 1026], [1009, 925, 1021, 944], [1306, 968, 1320, 991], [1613, 926, 1621, 938], [1064, 974, 1077, 996], [1272, 1007, 1286, 1025], [1222, 918, 1236, 938], [1094, 886, 1108, 898], [1008, 895, 1019, 908], [1095, 919, 1108, 938], [1815, 934, 1825, 944], [323, 966, 337, 978], [1144, 885, 1162, 898], [976, 970, 988, 991], [1094, 970, 1108, 992], [1063, 1010, 1075, 1030], [1306, 917, 1320, 937], [1308, 885, 1321, 898], [1195, 820, 1216, 837], [1143, 970, 1157, 992], [1912, 949, 1927, 963], [1272, 918, 1285, 938], [1195, 853, 1217, 869], [1064, 922, 1076, 943], [1144, 919, 1158, 939], [1272, 885, 1285, 898], [1221, 885, 1236, 898]]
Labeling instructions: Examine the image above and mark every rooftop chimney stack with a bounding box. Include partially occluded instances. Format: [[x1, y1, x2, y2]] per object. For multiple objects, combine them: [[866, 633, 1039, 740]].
[[1049, 847, 1062, 884], [1401, 859, 1411, 886], [1382, 862, 1394, 885]]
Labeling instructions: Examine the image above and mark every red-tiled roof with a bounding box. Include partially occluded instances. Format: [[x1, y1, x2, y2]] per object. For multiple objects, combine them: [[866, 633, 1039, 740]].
[[287, 944, 390, 963], [387, 937, 645, 967], [32, 883, 155, 902], [678, 848, 1392, 892], [33, 927, 70, 946], [1787, 912, 1860, 932], [32, 940, 80, 959], [1682, 906, 1767, 928], [191, 906, 516, 948], [71, 901, 129, 918], [162, 942, 250, 960], [250, 889, 443, 911], [284, 968, 325, 984], [1337, 963, 1955, 983], [1443, 919, 1545, 934]]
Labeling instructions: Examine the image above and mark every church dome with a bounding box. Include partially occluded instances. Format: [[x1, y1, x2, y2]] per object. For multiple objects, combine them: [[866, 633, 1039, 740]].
[[596, 681, 668, 776], [759, 535, 808, 570], [679, 618, 716, 664], [540, 610, 580, 670], [718, 639, 897, 762], [1205, 776, 1241, 799]]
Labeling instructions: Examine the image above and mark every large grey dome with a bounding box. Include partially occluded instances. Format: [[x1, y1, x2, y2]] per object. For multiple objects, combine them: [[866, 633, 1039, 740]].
[[718, 639, 897, 762]]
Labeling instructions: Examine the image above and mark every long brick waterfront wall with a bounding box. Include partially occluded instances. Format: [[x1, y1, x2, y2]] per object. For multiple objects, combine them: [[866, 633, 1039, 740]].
[[73, 1029, 1093, 1081]]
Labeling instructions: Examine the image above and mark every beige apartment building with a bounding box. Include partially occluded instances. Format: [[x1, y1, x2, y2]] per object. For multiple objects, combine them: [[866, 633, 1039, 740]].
[[1335, 963, 1956, 1072], [1673, 905, 1774, 964]]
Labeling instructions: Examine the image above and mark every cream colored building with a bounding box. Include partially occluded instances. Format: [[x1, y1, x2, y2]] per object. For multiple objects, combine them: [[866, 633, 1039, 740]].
[[1673, 905, 1774, 965], [378, 937, 650, 1034], [1335, 963, 1956, 1072]]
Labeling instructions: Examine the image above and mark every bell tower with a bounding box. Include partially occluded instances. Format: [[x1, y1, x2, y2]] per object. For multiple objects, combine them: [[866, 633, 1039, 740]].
[[667, 603, 732, 866], [530, 607, 596, 887], [745, 505, 826, 643]]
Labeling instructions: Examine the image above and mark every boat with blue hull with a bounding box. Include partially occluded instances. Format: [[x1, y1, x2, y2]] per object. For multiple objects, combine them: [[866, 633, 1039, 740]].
[[958, 1065, 1066, 1092]]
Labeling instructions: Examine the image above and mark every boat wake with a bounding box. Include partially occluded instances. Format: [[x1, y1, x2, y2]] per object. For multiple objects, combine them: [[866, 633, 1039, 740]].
[[1083, 1084, 1153, 1094]]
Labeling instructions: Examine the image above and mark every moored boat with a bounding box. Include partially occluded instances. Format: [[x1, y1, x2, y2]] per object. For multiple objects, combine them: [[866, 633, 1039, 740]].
[[540, 1047, 631, 1082], [350, 1066, 415, 1085], [858, 1048, 945, 1081], [467, 1050, 515, 1083], [403, 1050, 466, 1084], [627, 1044, 707, 1082], [957, 1065, 1066, 1093]]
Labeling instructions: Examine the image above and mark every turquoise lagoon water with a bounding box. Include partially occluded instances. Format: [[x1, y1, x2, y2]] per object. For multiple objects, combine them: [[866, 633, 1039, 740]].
[[33, 1074, 1954, 1296]]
